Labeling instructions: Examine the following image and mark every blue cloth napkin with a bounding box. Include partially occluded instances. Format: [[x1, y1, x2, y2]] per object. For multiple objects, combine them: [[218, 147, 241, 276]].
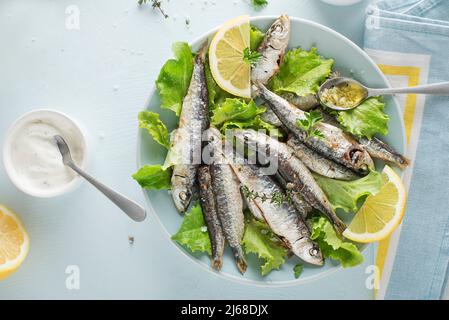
[[364, 0, 449, 300]]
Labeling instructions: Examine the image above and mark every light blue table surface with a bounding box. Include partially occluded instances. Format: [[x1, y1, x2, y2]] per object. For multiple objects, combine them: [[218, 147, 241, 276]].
[[0, 0, 376, 299]]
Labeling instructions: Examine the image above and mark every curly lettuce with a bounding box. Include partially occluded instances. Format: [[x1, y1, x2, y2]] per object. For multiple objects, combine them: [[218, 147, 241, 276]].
[[211, 98, 278, 135], [313, 170, 382, 213], [132, 165, 171, 190], [337, 97, 389, 139], [310, 215, 363, 268], [156, 42, 194, 116], [250, 26, 265, 51], [138, 111, 170, 149], [270, 47, 333, 97], [242, 218, 288, 276], [172, 203, 212, 255]]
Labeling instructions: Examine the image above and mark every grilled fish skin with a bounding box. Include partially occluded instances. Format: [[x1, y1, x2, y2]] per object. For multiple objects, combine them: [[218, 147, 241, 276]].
[[171, 42, 210, 213], [358, 137, 410, 169], [198, 165, 225, 270], [274, 173, 313, 220], [257, 83, 374, 175], [318, 108, 410, 169], [208, 128, 247, 274], [287, 136, 360, 181], [282, 92, 319, 111], [231, 164, 323, 265], [233, 129, 347, 235], [251, 15, 290, 93]]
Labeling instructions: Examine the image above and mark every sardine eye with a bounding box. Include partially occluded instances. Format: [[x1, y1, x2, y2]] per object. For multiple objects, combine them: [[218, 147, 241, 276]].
[[348, 148, 363, 164], [309, 247, 319, 257], [179, 191, 189, 201]]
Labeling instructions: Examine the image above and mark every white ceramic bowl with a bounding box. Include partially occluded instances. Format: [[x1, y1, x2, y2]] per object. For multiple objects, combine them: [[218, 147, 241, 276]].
[[137, 16, 406, 285], [3, 109, 88, 198]]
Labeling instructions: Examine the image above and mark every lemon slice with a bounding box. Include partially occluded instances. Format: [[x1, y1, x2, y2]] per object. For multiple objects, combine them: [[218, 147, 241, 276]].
[[0, 205, 29, 280], [209, 15, 251, 99], [343, 165, 407, 243]]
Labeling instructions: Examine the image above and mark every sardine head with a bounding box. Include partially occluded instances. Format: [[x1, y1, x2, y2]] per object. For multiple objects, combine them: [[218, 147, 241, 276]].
[[347, 147, 375, 174], [172, 187, 192, 213], [293, 238, 324, 266], [268, 15, 290, 49]]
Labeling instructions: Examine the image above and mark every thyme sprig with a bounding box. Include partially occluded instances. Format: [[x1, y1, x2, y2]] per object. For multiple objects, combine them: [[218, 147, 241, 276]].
[[241, 185, 295, 206], [138, 0, 168, 19]]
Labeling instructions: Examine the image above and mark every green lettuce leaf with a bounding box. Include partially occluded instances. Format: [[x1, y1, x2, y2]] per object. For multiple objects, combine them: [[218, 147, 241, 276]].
[[138, 111, 170, 149], [242, 218, 288, 276], [270, 47, 333, 97], [293, 264, 303, 279], [313, 170, 382, 213], [171, 203, 212, 255], [310, 215, 363, 268], [211, 98, 278, 135], [250, 26, 265, 51], [212, 98, 264, 126], [337, 97, 389, 139], [205, 58, 232, 111], [132, 165, 172, 190], [156, 42, 194, 116], [221, 117, 280, 136]]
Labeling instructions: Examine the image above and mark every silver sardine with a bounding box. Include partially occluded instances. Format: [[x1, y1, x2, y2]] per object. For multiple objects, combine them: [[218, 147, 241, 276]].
[[171, 43, 210, 213], [257, 83, 374, 175], [251, 15, 290, 92], [208, 129, 247, 274], [198, 165, 225, 270], [233, 129, 347, 235], [231, 164, 323, 265], [287, 136, 360, 181]]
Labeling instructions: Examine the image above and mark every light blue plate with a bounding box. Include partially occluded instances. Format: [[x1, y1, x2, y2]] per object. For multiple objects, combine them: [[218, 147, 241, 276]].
[[137, 16, 406, 285]]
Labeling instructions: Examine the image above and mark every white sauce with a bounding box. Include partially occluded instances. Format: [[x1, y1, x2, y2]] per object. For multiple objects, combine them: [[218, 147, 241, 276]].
[[8, 112, 85, 195]]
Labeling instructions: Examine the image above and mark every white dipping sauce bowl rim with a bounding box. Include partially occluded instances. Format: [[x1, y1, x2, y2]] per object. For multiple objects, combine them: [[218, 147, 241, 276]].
[[3, 109, 88, 198]]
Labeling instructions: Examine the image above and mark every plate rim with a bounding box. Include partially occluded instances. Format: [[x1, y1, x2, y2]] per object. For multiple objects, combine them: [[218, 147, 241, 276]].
[[135, 15, 407, 287]]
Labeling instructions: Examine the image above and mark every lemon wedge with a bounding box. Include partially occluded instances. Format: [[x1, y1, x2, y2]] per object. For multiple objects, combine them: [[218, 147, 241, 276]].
[[0, 205, 29, 280], [343, 165, 407, 243], [209, 15, 251, 99]]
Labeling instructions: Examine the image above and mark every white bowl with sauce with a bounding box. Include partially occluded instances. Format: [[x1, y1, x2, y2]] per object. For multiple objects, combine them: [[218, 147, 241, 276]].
[[3, 109, 88, 198]]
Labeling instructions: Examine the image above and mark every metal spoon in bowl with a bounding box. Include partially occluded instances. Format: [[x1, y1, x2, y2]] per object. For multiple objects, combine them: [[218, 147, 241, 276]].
[[54, 135, 147, 222], [318, 77, 449, 111]]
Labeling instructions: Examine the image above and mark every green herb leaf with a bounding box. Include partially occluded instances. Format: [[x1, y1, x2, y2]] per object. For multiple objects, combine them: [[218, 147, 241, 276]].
[[271, 47, 333, 97], [138, 111, 170, 149], [132, 165, 172, 190], [251, 0, 268, 9], [310, 215, 363, 268], [243, 47, 262, 66], [171, 203, 212, 255], [243, 218, 289, 276], [313, 170, 382, 213], [296, 110, 324, 140], [337, 97, 389, 139], [156, 42, 194, 116], [294, 264, 303, 279], [250, 26, 265, 51]]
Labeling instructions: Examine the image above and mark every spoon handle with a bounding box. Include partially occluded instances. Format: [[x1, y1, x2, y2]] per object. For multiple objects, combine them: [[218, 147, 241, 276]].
[[68, 162, 147, 222], [368, 81, 449, 96]]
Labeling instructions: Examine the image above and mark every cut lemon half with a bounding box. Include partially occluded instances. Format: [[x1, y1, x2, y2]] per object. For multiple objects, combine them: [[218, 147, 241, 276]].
[[0, 205, 29, 280], [209, 15, 251, 99], [343, 165, 406, 243]]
